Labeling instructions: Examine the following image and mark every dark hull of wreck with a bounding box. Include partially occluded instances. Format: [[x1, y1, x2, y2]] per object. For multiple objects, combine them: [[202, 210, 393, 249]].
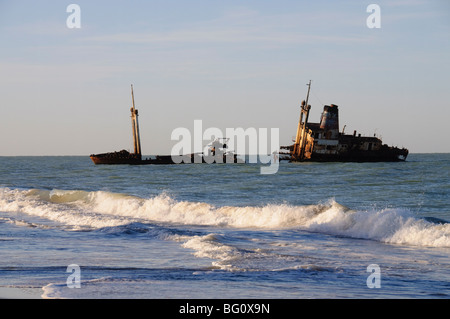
[[89, 151, 142, 165], [289, 148, 409, 163], [90, 152, 244, 165]]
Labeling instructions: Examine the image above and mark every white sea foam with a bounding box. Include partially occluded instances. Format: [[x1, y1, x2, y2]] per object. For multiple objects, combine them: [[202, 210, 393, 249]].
[[41, 277, 114, 299], [178, 234, 238, 260], [172, 233, 308, 271], [1, 187, 449, 247]]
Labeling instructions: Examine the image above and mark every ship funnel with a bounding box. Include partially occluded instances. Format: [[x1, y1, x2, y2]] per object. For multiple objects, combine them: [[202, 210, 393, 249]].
[[320, 104, 339, 139]]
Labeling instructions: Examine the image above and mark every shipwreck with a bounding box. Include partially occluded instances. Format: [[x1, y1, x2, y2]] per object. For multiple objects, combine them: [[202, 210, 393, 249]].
[[281, 81, 408, 162], [90, 85, 241, 165]]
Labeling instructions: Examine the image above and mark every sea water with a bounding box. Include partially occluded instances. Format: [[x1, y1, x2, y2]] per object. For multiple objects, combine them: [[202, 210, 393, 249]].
[[0, 154, 449, 299]]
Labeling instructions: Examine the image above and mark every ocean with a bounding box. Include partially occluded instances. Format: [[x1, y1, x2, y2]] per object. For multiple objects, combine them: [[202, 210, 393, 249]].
[[0, 154, 449, 300]]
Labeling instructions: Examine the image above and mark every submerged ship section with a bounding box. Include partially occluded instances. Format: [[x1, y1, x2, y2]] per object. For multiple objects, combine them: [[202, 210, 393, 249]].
[[282, 81, 408, 162], [90, 85, 241, 165]]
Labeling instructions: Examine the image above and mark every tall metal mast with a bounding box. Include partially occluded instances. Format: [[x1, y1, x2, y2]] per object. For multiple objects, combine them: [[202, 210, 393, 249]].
[[293, 80, 311, 160], [130, 84, 142, 158]]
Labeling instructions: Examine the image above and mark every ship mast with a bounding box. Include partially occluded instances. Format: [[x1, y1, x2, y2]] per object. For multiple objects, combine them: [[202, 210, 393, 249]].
[[293, 80, 311, 160], [130, 84, 142, 158]]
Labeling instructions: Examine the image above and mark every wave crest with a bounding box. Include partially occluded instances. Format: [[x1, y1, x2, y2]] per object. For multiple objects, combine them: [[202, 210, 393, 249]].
[[1, 187, 449, 247]]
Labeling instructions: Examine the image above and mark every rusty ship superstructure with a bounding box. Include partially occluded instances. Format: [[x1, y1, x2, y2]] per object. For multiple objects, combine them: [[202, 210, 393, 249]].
[[281, 81, 408, 162]]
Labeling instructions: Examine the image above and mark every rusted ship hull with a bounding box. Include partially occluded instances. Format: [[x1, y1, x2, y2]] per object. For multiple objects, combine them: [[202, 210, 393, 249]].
[[296, 148, 408, 162], [90, 150, 142, 165], [90, 150, 243, 165], [170, 154, 244, 164], [282, 136, 408, 162], [308, 151, 408, 162]]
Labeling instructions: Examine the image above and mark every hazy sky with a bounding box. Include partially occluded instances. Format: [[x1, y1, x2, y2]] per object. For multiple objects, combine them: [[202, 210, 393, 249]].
[[1, 0, 449, 155]]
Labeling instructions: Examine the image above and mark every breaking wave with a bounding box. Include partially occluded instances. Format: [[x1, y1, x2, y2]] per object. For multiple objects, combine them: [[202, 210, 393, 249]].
[[1, 187, 449, 248]]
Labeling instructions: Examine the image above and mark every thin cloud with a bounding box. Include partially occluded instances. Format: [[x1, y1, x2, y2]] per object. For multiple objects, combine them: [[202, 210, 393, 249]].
[[83, 28, 367, 46], [0, 62, 133, 84], [79, 7, 370, 47]]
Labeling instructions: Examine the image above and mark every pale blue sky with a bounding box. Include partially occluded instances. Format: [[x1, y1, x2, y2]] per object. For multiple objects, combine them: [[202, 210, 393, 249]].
[[1, 0, 449, 155]]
